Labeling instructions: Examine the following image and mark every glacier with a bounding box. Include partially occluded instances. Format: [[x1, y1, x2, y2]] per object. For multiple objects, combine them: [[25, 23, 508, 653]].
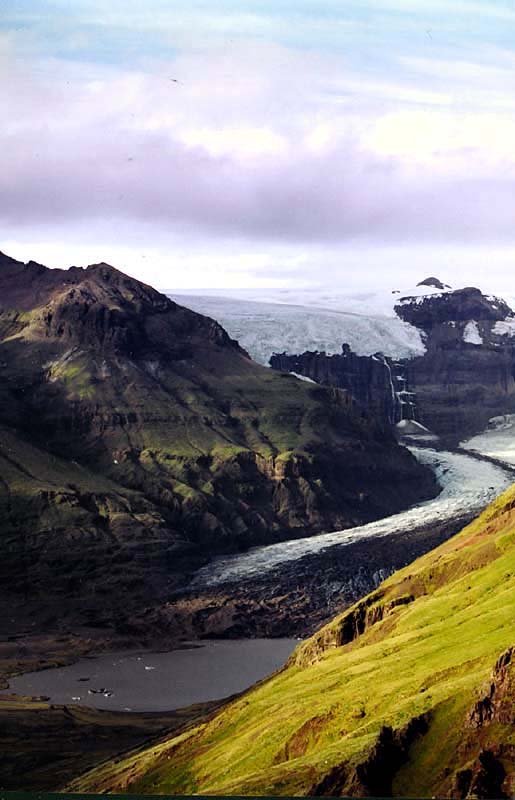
[[171, 292, 427, 365], [190, 447, 512, 588]]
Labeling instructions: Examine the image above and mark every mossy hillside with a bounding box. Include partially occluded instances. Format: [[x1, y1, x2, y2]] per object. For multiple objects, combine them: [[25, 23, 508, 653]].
[[0, 252, 438, 620], [1, 304, 434, 555], [71, 484, 515, 797], [47, 355, 96, 400], [0, 425, 188, 609]]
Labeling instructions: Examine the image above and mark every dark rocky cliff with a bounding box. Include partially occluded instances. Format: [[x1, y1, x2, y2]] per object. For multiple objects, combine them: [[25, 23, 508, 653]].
[[271, 345, 415, 428], [398, 288, 515, 439], [271, 286, 515, 443]]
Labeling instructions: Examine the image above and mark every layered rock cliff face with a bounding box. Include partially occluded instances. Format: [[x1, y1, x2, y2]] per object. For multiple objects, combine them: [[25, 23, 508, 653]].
[[271, 285, 515, 443], [271, 346, 414, 428], [0, 252, 437, 626]]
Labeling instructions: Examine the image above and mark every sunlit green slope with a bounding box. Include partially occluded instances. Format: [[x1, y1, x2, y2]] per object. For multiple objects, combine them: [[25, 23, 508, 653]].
[[70, 484, 515, 798]]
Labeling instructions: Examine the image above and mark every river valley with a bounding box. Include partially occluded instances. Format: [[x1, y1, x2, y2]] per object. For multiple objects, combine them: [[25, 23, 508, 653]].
[[2, 442, 515, 793], [5, 446, 514, 712], [139, 444, 515, 645]]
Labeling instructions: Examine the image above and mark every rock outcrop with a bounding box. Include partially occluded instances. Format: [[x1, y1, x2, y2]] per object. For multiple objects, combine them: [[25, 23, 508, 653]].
[[270, 346, 415, 428], [395, 286, 511, 331], [399, 289, 515, 439], [417, 276, 451, 290], [271, 286, 515, 443]]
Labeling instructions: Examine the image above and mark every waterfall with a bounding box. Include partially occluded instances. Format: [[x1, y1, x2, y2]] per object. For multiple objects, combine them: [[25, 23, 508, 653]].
[[378, 357, 417, 425], [394, 363, 416, 423], [380, 355, 397, 424]]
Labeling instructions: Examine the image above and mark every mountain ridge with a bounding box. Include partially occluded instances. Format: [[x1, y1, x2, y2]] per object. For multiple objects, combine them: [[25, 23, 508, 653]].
[[0, 251, 437, 629]]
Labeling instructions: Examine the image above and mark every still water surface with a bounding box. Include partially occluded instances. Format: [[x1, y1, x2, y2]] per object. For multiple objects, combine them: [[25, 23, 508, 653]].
[[9, 639, 298, 712]]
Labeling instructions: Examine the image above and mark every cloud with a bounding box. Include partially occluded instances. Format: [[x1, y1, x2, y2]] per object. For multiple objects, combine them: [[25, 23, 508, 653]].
[[3, 2, 515, 291], [2, 40, 515, 248]]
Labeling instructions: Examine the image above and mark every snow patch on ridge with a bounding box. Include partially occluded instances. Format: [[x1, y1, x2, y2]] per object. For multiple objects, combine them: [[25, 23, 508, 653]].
[[396, 419, 435, 439], [289, 371, 316, 384], [463, 320, 483, 345], [493, 318, 515, 338], [398, 291, 445, 306]]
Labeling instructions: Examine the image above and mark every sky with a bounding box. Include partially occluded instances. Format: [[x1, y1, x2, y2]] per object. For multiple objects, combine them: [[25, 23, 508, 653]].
[[3, 1, 515, 292]]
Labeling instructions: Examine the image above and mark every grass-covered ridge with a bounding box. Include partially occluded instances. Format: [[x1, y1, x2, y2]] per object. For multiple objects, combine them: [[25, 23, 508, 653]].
[[70, 485, 515, 797]]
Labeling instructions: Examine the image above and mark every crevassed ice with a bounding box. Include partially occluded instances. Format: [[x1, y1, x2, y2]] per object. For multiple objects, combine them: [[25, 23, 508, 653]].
[[190, 448, 512, 588], [172, 294, 426, 364]]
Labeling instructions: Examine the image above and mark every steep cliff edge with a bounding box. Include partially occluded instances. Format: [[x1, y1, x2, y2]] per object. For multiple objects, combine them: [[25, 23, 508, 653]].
[[0, 252, 436, 626], [398, 288, 515, 440], [272, 285, 515, 442], [271, 346, 412, 428], [73, 480, 515, 797]]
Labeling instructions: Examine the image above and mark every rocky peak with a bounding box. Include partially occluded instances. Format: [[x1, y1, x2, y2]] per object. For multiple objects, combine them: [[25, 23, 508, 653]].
[[416, 276, 451, 290], [0, 251, 242, 358], [395, 286, 513, 331]]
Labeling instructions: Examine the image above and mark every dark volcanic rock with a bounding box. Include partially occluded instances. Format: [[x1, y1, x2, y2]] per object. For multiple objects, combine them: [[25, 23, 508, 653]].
[[417, 276, 450, 290], [400, 288, 515, 440], [468, 647, 515, 730], [395, 286, 511, 331], [449, 647, 515, 798], [270, 345, 412, 427]]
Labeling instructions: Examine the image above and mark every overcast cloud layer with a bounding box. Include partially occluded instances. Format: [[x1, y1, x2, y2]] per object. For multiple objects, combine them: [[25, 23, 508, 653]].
[[3, 1, 515, 290]]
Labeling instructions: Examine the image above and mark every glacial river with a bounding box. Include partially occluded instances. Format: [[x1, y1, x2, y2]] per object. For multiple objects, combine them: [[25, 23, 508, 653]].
[[9, 447, 513, 714], [190, 447, 514, 588]]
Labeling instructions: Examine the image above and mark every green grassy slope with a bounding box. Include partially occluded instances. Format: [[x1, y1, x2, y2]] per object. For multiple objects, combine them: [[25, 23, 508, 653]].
[[70, 486, 515, 798]]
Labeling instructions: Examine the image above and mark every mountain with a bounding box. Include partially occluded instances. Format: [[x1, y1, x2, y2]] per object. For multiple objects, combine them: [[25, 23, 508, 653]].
[[0, 252, 436, 628], [71, 483, 515, 798], [270, 285, 515, 443]]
